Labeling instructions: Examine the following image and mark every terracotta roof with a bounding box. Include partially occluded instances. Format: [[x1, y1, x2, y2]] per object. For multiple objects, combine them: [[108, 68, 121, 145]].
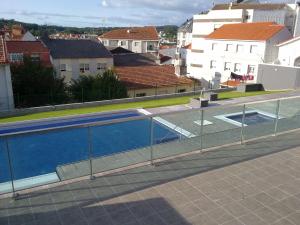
[[183, 44, 192, 49], [221, 80, 241, 87], [6, 40, 49, 54], [212, 3, 286, 11], [0, 36, 8, 64], [115, 65, 193, 89], [206, 22, 285, 41], [100, 26, 159, 41]]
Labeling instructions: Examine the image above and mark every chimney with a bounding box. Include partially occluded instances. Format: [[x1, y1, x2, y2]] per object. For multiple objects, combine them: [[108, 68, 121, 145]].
[[127, 29, 131, 34]]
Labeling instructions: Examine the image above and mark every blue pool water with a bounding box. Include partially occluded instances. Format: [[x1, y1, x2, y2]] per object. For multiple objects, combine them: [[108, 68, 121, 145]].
[[0, 111, 179, 183], [227, 112, 275, 126]]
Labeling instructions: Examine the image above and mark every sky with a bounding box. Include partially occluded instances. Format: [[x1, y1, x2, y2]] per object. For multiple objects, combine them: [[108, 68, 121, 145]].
[[0, 0, 295, 28]]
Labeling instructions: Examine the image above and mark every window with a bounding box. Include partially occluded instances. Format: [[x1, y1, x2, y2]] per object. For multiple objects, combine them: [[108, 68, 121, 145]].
[[225, 44, 234, 52], [236, 44, 244, 53], [136, 93, 146, 97], [212, 43, 218, 51], [30, 54, 40, 62], [9, 53, 23, 62], [110, 40, 118, 47], [120, 41, 126, 46], [80, 63, 90, 73], [178, 89, 186, 93], [103, 40, 108, 45], [60, 64, 67, 72], [210, 60, 217, 69], [224, 62, 231, 71], [250, 45, 258, 54], [234, 63, 242, 73], [134, 42, 139, 47], [97, 63, 107, 71], [247, 65, 256, 74]]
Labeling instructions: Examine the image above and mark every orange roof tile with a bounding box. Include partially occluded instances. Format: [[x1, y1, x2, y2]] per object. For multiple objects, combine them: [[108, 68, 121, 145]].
[[206, 22, 285, 41], [6, 40, 49, 53], [221, 80, 241, 87], [115, 65, 193, 89], [0, 36, 8, 64], [100, 26, 159, 41]]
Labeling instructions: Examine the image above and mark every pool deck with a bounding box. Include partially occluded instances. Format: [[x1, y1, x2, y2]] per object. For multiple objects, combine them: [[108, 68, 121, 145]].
[[1, 129, 300, 225]]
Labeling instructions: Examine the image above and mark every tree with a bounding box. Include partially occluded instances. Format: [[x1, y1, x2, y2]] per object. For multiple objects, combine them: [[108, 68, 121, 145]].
[[11, 57, 68, 107], [69, 70, 128, 102]]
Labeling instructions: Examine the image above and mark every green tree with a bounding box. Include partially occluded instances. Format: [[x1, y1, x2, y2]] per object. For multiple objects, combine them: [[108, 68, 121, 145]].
[[11, 57, 68, 107], [69, 70, 128, 102]]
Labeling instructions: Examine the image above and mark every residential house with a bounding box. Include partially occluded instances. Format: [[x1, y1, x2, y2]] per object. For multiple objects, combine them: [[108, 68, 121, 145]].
[[1, 25, 36, 41], [42, 38, 113, 83], [277, 36, 300, 67], [191, 22, 291, 85], [188, 2, 300, 81], [6, 40, 51, 66], [112, 53, 198, 97], [177, 19, 193, 48], [99, 27, 159, 53], [0, 36, 14, 111]]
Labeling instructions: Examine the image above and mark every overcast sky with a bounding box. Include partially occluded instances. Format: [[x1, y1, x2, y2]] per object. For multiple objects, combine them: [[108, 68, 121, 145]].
[[0, 0, 295, 27]]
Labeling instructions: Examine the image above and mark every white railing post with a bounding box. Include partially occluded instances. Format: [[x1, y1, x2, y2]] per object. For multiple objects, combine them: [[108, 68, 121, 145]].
[[274, 99, 281, 136]]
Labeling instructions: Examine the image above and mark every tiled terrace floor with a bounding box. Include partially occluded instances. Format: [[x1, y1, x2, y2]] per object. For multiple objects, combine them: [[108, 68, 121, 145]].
[[1, 130, 300, 225]]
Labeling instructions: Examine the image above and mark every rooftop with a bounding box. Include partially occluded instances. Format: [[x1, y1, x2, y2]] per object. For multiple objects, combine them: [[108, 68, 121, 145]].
[[178, 19, 193, 33], [115, 65, 193, 89], [6, 40, 49, 54], [113, 53, 157, 67], [0, 36, 8, 64], [212, 3, 286, 11], [1, 129, 300, 225], [206, 22, 285, 41], [100, 26, 159, 41], [41, 38, 112, 59]]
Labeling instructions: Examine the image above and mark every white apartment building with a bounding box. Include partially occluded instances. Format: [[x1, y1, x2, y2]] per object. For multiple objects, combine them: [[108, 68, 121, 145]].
[[99, 27, 159, 53], [191, 22, 291, 85], [177, 19, 193, 48], [277, 36, 300, 67], [188, 2, 300, 82]]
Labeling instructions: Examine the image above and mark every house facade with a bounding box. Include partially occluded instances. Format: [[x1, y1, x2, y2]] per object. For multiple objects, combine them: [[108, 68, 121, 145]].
[[277, 36, 300, 67], [0, 36, 14, 111], [6, 41, 51, 66], [177, 19, 193, 48], [42, 38, 113, 83], [99, 27, 159, 53], [188, 2, 300, 82], [189, 22, 291, 85]]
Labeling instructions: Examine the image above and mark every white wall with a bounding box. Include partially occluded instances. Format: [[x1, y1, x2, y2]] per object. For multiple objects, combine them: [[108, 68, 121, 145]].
[[0, 65, 14, 111], [278, 38, 300, 67], [53, 57, 114, 83]]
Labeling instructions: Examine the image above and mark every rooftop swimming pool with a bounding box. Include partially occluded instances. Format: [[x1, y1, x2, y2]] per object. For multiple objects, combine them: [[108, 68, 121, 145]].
[[0, 110, 180, 185]]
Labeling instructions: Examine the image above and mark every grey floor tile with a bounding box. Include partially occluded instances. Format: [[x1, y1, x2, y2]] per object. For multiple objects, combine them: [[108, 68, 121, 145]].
[[238, 212, 265, 225], [223, 202, 249, 217], [285, 212, 300, 225], [254, 206, 282, 224]]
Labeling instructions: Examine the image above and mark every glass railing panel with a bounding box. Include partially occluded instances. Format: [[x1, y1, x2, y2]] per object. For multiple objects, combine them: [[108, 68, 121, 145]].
[[152, 109, 202, 160], [244, 100, 278, 140], [0, 137, 13, 194], [277, 98, 300, 133], [90, 118, 151, 174], [7, 126, 90, 191]]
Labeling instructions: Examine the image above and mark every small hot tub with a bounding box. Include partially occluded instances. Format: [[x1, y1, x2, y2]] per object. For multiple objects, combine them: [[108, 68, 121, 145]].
[[215, 110, 277, 127]]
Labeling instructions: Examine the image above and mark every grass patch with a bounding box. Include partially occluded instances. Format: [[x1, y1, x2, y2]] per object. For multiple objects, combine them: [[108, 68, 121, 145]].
[[0, 90, 286, 123]]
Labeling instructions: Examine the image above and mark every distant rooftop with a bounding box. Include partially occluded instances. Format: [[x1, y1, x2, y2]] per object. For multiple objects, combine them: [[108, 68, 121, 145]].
[[100, 26, 159, 41], [113, 53, 157, 67], [42, 38, 112, 59], [206, 22, 285, 41], [6, 40, 49, 54], [0, 36, 8, 64], [178, 19, 193, 33]]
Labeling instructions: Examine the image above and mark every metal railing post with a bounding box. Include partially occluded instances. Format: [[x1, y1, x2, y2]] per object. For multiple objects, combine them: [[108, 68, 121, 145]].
[[274, 99, 281, 136], [200, 109, 204, 151], [150, 117, 154, 166], [5, 137, 19, 199], [240, 104, 246, 144], [88, 127, 95, 180]]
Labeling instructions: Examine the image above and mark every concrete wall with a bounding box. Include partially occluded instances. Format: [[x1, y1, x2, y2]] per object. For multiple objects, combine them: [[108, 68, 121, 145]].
[[0, 87, 235, 118], [52, 57, 114, 83], [257, 63, 300, 90], [0, 65, 14, 112], [278, 38, 300, 67]]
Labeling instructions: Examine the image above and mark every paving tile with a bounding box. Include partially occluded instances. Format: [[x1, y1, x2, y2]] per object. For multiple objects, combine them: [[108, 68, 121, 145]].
[[128, 201, 156, 219], [271, 218, 295, 225], [222, 201, 249, 217], [253, 192, 277, 206], [265, 187, 292, 201], [254, 206, 282, 224], [206, 207, 234, 224], [285, 212, 300, 225], [109, 208, 138, 225], [176, 202, 202, 218], [187, 213, 218, 225], [238, 212, 265, 225], [192, 196, 219, 213], [268, 201, 295, 217], [222, 218, 245, 225], [239, 196, 265, 211], [138, 213, 166, 225], [158, 209, 190, 225], [281, 196, 300, 211]]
